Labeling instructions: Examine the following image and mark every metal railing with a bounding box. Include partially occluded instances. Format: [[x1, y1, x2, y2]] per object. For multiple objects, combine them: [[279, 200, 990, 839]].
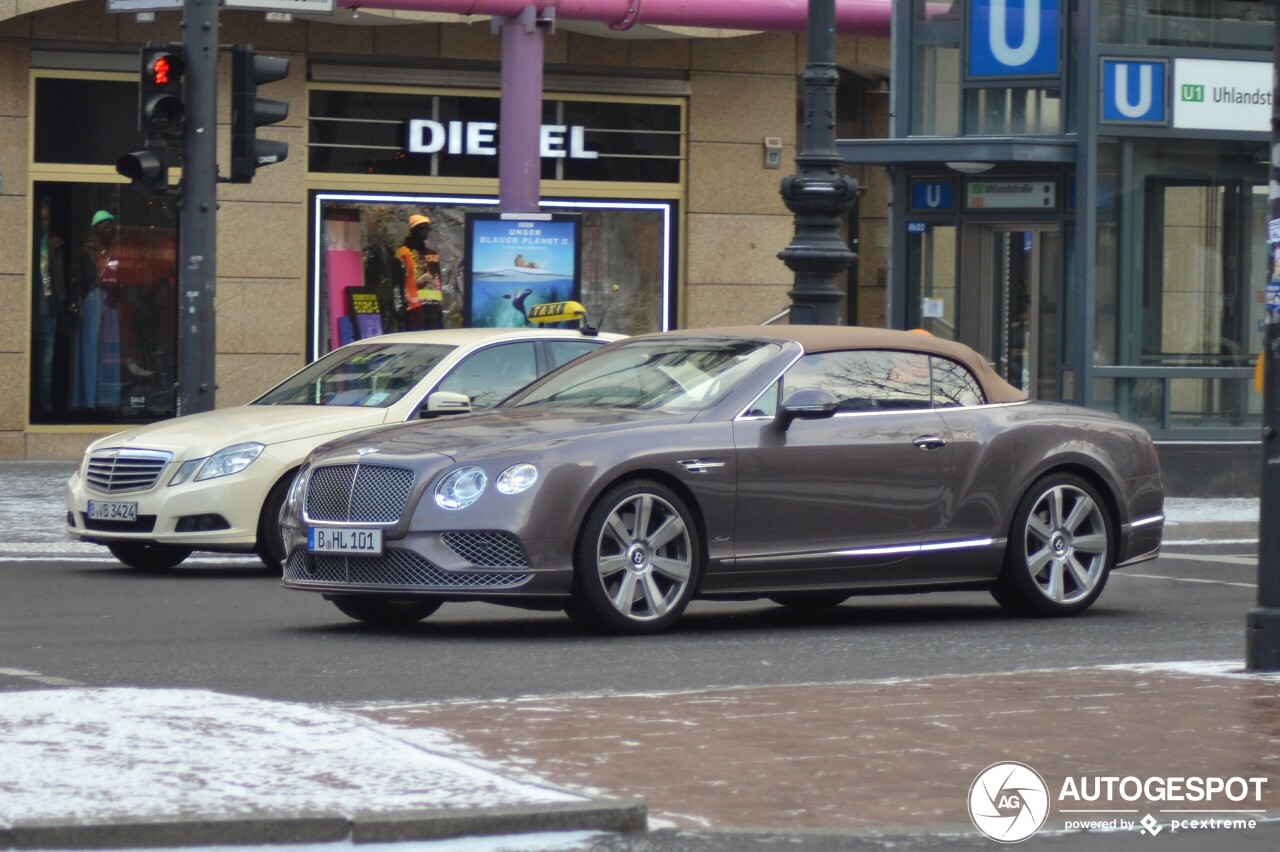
[[1091, 365, 1258, 438]]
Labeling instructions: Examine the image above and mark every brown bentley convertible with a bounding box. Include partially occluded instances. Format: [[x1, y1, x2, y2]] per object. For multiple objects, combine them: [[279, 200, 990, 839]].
[[280, 326, 1164, 634]]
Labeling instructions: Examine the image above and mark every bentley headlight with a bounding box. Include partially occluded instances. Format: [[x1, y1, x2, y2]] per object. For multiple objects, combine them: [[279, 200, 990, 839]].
[[195, 443, 265, 481], [496, 463, 538, 495], [285, 465, 310, 515], [435, 465, 488, 510]]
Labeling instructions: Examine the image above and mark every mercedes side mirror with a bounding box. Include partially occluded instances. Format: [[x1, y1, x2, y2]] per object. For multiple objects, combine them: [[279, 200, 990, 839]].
[[420, 391, 472, 419]]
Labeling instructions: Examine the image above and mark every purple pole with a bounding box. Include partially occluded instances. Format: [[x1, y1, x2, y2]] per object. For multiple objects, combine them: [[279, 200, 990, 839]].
[[494, 5, 551, 213]]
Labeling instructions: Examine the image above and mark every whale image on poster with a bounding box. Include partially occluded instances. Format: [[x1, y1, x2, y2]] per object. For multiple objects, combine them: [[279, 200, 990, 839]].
[[469, 218, 578, 327]]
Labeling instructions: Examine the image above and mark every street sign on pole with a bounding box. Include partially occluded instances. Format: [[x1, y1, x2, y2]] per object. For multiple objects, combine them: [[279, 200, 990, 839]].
[[223, 0, 334, 12], [107, 0, 182, 12], [110, 0, 333, 13]]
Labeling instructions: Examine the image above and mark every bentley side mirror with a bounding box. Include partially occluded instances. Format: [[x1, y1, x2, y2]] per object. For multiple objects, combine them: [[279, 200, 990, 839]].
[[775, 388, 839, 431], [420, 391, 472, 419]]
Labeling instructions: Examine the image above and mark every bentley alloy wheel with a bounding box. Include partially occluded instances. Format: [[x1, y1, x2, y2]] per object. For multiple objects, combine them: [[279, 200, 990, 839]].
[[569, 480, 701, 634], [993, 473, 1114, 617]]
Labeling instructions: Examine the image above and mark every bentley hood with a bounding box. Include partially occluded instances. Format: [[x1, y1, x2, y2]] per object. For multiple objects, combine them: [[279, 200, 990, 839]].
[[313, 407, 685, 463]]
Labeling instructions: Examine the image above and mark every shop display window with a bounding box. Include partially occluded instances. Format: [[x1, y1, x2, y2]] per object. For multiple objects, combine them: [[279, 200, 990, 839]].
[[312, 194, 673, 359], [29, 182, 179, 426], [30, 72, 180, 427]]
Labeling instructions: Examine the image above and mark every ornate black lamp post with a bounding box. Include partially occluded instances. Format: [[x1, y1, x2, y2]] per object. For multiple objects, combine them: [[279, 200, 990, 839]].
[[778, 0, 859, 326]]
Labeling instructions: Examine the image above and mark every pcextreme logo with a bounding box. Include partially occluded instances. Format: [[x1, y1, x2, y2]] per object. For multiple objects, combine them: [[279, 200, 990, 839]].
[[968, 763, 1270, 843]]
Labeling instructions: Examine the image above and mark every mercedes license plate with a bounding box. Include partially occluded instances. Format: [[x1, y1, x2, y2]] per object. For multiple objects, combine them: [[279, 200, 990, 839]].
[[87, 500, 138, 523], [307, 527, 383, 556]]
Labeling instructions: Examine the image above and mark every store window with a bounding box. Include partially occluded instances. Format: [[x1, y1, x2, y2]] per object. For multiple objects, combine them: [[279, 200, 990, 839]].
[[312, 194, 674, 359], [30, 74, 179, 426]]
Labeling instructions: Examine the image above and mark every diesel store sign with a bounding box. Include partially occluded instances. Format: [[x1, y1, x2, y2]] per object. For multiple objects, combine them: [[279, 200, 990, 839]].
[[407, 120, 599, 159], [309, 88, 682, 184]]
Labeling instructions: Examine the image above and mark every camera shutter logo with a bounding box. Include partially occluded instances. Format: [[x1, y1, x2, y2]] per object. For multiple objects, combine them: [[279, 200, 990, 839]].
[[969, 762, 1051, 843]]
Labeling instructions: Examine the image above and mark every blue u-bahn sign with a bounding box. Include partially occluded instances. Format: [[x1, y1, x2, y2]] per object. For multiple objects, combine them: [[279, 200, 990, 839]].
[[1100, 59, 1168, 125], [911, 181, 956, 212], [968, 0, 1060, 79]]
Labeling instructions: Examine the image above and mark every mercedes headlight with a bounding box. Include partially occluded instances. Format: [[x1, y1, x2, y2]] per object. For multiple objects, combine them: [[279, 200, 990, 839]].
[[435, 465, 488, 510], [194, 443, 265, 482], [496, 463, 538, 495]]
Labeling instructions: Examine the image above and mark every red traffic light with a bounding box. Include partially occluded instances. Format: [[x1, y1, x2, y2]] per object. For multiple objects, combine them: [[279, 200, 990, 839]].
[[139, 45, 186, 140], [144, 51, 184, 87], [152, 57, 173, 85]]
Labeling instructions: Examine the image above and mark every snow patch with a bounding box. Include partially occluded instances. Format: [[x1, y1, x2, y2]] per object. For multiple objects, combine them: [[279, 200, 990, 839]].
[[0, 688, 581, 826]]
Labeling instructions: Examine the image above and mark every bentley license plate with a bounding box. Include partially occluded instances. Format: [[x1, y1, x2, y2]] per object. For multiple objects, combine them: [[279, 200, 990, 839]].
[[307, 527, 383, 556], [87, 501, 138, 523]]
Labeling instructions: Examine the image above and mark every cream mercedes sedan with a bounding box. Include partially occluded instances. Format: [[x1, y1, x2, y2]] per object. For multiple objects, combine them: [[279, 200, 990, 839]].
[[65, 327, 621, 572]]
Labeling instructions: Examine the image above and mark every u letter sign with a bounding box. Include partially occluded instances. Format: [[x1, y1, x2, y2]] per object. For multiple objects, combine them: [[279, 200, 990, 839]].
[[1101, 60, 1168, 125], [968, 0, 1061, 79]]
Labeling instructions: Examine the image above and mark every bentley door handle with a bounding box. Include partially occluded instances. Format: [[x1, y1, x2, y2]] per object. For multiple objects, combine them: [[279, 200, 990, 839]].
[[913, 435, 948, 450]]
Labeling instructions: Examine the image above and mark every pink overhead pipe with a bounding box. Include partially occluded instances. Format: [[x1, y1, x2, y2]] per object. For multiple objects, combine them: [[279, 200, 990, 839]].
[[334, 0, 893, 37]]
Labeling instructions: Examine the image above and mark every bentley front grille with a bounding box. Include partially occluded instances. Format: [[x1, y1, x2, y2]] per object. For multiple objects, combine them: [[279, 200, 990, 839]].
[[85, 449, 173, 494], [284, 548, 531, 589], [304, 464, 415, 524], [442, 532, 530, 569]]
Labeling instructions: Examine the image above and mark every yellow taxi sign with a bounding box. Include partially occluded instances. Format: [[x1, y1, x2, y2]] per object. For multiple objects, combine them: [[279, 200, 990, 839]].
[[527, 300, 588, 324]]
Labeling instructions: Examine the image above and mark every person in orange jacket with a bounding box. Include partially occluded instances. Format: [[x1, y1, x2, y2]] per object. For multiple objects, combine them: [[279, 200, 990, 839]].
[[394, 213, 444, 330]]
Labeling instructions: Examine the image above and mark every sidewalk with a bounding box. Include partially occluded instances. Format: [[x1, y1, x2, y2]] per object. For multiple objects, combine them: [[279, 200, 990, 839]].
[[0, 688, 644, 849], [3, 665, 1278, 848], [358, 662, 1280, 840]]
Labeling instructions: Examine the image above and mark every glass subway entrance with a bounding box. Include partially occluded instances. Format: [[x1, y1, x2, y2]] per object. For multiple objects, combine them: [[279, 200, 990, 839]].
[[908, 219, 1063, 399]]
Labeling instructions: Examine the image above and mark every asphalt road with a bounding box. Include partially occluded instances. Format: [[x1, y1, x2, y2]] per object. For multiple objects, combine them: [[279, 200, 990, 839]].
[[0, 542, 1259, 705], [1, 470, 1273, 851]]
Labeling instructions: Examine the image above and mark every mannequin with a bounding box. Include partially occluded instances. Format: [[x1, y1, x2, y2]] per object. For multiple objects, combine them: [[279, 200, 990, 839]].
[[394, 213, 444, 330], [72, 210, 122, 410], [33, 197, 69, 414]]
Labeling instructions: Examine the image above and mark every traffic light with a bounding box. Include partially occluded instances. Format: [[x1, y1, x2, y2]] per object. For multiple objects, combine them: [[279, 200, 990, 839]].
[[230, 45, 289, 183], [116, 145, 169, 191], [139, 44, 186, 139], [117, 43, 184, 191]]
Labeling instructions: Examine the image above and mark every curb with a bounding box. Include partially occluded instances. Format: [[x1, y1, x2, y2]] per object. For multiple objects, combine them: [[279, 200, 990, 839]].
[[1162, 521, 1258, 544], [0, 799, 647, 850]]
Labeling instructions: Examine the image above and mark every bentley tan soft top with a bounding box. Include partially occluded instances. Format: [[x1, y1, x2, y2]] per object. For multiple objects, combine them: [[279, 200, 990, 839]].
[[651, 325, 1030, 405]]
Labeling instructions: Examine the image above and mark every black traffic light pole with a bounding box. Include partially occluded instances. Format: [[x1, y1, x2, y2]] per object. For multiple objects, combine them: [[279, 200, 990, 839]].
[[117, 7, 289, 414], [177, 0, 219, 416], [1247, 11, 1280, 671]]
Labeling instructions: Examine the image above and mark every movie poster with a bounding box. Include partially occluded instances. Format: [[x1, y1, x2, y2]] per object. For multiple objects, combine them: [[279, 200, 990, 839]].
[[465, 214, 581, 328]]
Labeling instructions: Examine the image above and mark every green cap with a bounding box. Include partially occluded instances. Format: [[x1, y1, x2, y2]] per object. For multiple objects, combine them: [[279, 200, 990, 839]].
[[91, 210, 115, 228]]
